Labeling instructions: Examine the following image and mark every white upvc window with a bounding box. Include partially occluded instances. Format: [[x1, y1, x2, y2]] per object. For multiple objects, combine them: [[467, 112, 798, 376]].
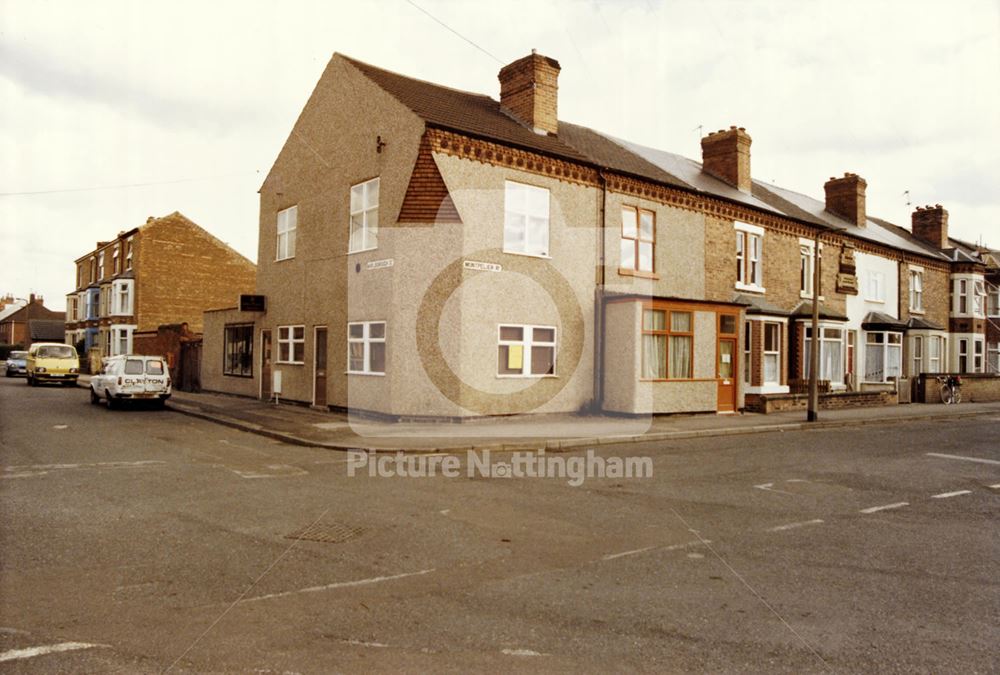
[[908, 268, 923, 313], [988, 341, 999, 374], [864, 331, 901, 383], [912, 335, 922, 375], [110, 279, 133, 316], [805, 325, 846, 384], [347, 321, 386, 375], [277, 325, 305, 364], [349, 178, 379, 253], [109, 324, 135, 356], [957, 279, 968, 314], [735, 222, 763, 291], [503, 181, 550, 257], [928, 335, 943, 373], [865, 270, 885, 303], [973, 280, 986, 317], [763, 322, 781, 385], [497, 324, 556, 377], [276, 206, 297, 261]]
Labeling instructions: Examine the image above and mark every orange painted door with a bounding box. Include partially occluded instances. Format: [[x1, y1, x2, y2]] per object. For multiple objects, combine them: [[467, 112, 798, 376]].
[[717, 338, 737, 412]]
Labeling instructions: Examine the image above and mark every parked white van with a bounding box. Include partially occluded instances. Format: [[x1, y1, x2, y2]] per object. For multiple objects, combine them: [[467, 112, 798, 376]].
[[90, 355, 172, 409]]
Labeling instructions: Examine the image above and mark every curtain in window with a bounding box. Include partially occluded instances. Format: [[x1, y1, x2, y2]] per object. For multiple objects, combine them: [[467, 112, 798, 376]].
[[669, 336, 692, 378], [886, 345, 901, 379], [865, 344, 883, 381], [642, 335, 666, 379], [822, 340, 842, 382]]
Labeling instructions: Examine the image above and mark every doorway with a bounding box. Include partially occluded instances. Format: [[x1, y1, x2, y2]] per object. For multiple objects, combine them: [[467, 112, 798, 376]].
[[260, 329, 272, 401], [313, 326, 328, 408]]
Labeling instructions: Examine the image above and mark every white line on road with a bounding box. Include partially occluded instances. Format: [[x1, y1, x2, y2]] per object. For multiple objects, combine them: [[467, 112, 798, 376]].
[[4, 460, 164, 473], [925, 452, 1000, 466], [0, 642, 107, 663], [240, 568, 435, 603], [931, 490, 972, 499], [767, 519, 824, 532], [502, 648, 546, 657], [990, 484, 1000, 490], [601, 539, 709, 561], [340, 639, 388, 648], [860, 502, 909, 514], [753, 482, 795, 495]]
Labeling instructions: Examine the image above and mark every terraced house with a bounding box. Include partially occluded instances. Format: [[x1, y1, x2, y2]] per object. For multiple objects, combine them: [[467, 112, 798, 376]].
[[202, 51, 997, 417], [66, 212, 256, 363]]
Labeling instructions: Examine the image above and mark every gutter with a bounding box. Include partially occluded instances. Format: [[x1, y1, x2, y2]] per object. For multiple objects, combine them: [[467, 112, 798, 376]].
[[593, 170, 608, 412]]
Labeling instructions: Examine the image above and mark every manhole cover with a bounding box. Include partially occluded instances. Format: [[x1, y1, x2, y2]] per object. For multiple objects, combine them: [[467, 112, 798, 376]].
[[285, 521, 365, 544]]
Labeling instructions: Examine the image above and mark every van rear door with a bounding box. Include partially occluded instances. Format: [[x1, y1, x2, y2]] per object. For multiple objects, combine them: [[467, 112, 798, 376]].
[[144, 359, 168, 393]]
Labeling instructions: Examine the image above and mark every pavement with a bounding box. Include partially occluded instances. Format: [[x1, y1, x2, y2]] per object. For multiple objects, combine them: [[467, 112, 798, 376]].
[[76, 374, 1000, 452]]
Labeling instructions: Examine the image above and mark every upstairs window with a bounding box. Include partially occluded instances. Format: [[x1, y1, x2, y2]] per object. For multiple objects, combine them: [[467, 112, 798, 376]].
[[110, 279, 133, 316], [504, 181, 550, 257], [973, 280, 986, 316], [865, 271, 885, 303], [125, 239, 134, 270], [957, 279, 968, 314], [735, 223, 763, 291], [909, 269, 923, 312], [620, 207, 654, 274], [349, 178, 379, 253], [276, 206, 297, 261], [97, 251, 105, 280], [113, 244, 121, 274], [988, 285, 1000, 317]]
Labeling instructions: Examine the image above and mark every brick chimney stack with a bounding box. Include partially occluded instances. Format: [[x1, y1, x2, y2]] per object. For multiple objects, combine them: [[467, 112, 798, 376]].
[[700, 126, 752, 193], [498, 50, 561, 135], [911, 204, 949, 249], [824, 173, 867, 227]]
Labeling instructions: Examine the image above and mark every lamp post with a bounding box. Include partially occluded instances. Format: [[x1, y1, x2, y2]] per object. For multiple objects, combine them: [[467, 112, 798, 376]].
[[807, 234, 822, 422]]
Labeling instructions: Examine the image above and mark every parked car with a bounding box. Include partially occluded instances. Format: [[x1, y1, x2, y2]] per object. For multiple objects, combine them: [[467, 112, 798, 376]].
[[26, 343, 79, 386], [90, 355, 172, 409], [4, 351, 28, 377]]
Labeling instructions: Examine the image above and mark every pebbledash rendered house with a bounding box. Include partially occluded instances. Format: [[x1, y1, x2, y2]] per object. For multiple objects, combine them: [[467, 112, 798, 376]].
[[201, 51, 999, 418]]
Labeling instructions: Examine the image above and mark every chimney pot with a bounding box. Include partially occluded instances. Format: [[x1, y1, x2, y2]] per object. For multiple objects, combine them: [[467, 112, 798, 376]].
[[498, 51, 561, 135], [824, 173, 867, 227], [700, 125, 753, 193]]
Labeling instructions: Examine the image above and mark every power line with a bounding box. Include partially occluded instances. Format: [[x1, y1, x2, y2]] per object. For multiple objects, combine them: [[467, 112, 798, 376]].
[[0, 171, 258, 197], [403, 0, 503, 65]]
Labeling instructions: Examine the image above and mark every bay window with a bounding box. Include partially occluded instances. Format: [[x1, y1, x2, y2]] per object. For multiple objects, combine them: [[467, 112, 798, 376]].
[[805, 326, 845, 384], [763, 322, 781, 384], [864, 332, 902, 383], [641, 310, 692, 380]]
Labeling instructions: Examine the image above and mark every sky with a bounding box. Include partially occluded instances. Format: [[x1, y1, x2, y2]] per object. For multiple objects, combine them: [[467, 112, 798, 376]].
[[2, 0, 998, 311]]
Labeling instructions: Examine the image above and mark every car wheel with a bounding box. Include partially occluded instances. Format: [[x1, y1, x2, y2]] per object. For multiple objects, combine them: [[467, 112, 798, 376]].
[[105, 391, 116, 410], [90, 389, 100, 405]]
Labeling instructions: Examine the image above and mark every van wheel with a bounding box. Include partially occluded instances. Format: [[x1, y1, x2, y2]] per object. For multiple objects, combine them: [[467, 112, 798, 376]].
[[90, 389, 100, 405], [105, 391, 116, 410]]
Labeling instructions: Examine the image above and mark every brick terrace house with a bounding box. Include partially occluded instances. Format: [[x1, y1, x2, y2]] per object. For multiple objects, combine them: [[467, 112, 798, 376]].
[[201, 51, 997, 416], [65, 212, 256, 364], [0, 294, 65, 347]]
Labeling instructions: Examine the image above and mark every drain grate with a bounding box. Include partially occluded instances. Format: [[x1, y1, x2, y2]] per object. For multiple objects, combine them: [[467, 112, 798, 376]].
[[285, 521, 365, 544]]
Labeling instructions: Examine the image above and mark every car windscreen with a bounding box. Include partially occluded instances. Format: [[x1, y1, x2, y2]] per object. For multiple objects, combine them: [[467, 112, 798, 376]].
[[36, 346, 75, 359], [146, 360, 165, 375], [124, 359, 144, 375], [10, 352, 27, 359]]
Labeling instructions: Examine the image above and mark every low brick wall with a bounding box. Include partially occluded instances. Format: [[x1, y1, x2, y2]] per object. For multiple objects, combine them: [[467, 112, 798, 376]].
[[915, 373, 1000, 403], [746, 390, 897, 414]]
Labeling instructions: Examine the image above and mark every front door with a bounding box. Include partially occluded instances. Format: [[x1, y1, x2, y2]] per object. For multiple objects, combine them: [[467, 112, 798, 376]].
[[260, 329, 272, 401], [717, 337, 737, 412], [314, 326, 328, 407]]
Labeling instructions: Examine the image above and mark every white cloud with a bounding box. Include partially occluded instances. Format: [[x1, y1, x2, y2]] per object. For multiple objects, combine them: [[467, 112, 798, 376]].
[[1, 0, 998, 307]]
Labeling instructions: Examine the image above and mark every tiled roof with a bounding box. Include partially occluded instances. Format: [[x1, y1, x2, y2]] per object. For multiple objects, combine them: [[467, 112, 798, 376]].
[[28, 319, 66, 341], [342, 54, 953, 262]]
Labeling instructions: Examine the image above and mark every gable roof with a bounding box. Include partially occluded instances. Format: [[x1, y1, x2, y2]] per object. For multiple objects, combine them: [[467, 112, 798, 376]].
[[29, 319, 65, 341], [340, 54, 951, 263]]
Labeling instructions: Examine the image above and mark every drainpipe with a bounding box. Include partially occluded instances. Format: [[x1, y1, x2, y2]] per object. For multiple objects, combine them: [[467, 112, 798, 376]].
[[807, 231, 822, 422], [593, 171, 608, 412]]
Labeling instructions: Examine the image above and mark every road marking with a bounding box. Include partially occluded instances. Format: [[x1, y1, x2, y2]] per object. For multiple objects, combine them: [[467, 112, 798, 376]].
[[926, 452, 1000, 466], [4, 460, 164, 473], [502, 648, 546, 657], [1, 471, 50, 479], [753, 482, 795, 496], [601, 539, 709, 561], [931, 490, 972, 499], [990, 484, 1000, 489], [52, 424, 68, 430], [240, 568, 435, 603], [340, 639, 388, 648], [0, 642, 107, 663], [860, 502, 909, 514], [230, 465, 308, 479], [767, 519, 824, 532]]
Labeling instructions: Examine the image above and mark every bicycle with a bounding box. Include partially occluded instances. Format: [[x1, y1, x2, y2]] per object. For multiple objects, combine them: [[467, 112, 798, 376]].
[[935, 374, 962, 404]]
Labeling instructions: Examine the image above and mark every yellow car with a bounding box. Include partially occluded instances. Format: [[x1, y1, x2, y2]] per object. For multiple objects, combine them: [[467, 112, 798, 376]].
[[26, 342, 80, 387]]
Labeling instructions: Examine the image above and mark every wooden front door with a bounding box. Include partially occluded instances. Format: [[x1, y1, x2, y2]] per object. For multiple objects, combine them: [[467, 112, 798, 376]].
[[260, 329, 272, 401], [717, 337, 737, 412], [314, 327, 328, 407]]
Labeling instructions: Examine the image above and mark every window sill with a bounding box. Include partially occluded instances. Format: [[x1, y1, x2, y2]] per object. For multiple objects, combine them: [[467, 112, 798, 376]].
[[347, 370, 386, 376], [502, 249, 552, 260], [276, 361, 304, 366], [735, 282, 766, 294], [223, 373, 254, 378], [496, 374, 558, 379], [347, 246, 379, 256], [799, 292, 825, 301], [274, 256, 296, 263], [864, 298, 885, 304], [909, 308, 925, 316], [618, 268, 659, 280]]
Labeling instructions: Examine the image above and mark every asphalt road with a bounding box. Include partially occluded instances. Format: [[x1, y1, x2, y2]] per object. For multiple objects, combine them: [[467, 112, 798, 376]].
[[1, 375, 998, 673]]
